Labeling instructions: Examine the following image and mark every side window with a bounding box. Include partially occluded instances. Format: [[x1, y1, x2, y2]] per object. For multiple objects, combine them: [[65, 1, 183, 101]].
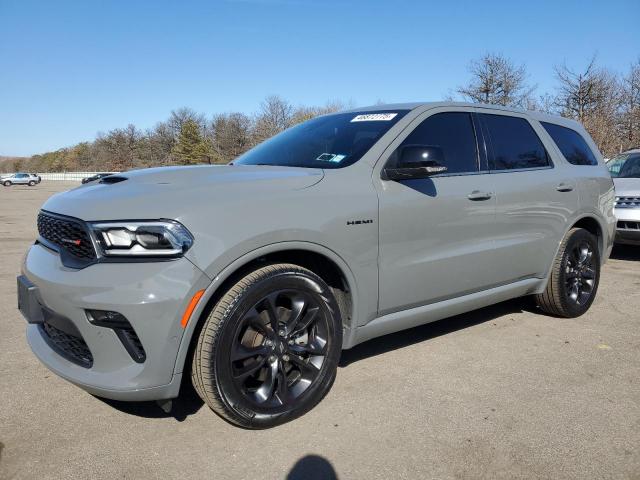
[[541, 122, 598, 166], [609, 154, 640, 178], [622, 155, 640, 177], [482, 114, 550, 170], [393, 112, 479, 174]]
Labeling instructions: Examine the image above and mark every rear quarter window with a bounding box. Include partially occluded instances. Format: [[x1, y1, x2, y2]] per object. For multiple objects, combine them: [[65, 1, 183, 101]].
[[541, 122, 598, 166]]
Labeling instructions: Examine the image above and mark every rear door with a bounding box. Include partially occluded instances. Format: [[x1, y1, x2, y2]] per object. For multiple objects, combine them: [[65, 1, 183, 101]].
[[376, 108, 499, 315], [477, 110, 579, 282], [15, 174, 29, 184]]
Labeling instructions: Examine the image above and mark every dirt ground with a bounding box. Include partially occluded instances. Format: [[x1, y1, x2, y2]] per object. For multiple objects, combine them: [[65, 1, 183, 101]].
[[1, 181, 639, 479]]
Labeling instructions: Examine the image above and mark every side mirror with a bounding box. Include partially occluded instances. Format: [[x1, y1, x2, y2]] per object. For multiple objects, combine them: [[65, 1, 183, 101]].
[[382, 145, 448, 181]]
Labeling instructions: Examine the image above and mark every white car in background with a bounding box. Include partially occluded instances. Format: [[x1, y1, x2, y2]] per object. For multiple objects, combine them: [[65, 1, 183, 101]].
[[1, 172, 41, 187], [608, 149, 640, 245]]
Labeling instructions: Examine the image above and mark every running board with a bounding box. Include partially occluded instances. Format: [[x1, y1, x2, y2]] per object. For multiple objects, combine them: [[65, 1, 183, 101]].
[[350, 278, 541, 347]]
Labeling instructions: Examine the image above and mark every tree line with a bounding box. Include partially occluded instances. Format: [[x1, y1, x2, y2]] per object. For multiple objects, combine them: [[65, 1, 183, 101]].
[[3, 53, 638, 174], [1, 96, 349, 173]]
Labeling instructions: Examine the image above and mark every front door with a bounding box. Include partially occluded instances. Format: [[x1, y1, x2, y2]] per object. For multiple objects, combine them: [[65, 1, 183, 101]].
[[376, 109, 499, 315]]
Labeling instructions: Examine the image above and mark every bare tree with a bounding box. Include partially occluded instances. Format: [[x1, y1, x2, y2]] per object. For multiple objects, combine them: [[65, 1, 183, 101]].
[[553, 57, 615, 121], [252, 95, 293, 143], [620, 59, 640, 149], [148, 121, 177, 165], [553, 56, 622, 155], [290, 100, 347, 125], [94, 124, 141, 171], [210, 112, 252, 163], [457, 53, 535, 107]]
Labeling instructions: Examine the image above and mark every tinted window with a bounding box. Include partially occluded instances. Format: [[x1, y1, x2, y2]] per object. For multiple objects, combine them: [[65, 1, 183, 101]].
[[607, 154, 640, 178], [482, 114, 550, 170], [235, 110, 408, 169], [541, 122, 598, 166], [391, 112, 479, 174]]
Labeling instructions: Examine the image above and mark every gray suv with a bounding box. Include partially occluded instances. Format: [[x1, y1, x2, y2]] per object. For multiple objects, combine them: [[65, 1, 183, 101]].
[[18, 102, 615, 428], [2, 172, 40, 186]]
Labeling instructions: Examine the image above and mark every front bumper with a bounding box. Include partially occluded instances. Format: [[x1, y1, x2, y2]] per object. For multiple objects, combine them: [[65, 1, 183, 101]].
[[614, 207, 640, 246], [22, 243, 210, 401]]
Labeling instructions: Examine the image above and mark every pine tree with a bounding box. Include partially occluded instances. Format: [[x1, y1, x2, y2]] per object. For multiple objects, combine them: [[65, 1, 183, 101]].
[[172, 120, 212, 164]]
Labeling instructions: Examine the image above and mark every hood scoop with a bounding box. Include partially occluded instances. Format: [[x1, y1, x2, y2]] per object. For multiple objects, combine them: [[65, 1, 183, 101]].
[[100, 176, 128, 184]]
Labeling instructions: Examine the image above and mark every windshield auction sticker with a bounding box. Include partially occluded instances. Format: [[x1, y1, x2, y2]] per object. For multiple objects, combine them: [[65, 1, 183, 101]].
[[316, 153, 347, 163], [351, 113, 397, 122]]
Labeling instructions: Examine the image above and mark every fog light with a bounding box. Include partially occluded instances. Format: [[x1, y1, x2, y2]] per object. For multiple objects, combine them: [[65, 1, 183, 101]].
[[87, 309, 128, 327]]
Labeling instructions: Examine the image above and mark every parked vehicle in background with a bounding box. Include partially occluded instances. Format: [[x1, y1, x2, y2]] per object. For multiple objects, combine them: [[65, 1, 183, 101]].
[[607, 149, 640, 245], [18, 102, 615, 428], [31, 173, 42, 184], [1, 172, 40, 186], [81, 173, 115, 184]]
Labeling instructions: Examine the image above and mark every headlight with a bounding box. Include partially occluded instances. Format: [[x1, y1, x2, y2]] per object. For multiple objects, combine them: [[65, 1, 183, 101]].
[[89, 220, 194, 257]]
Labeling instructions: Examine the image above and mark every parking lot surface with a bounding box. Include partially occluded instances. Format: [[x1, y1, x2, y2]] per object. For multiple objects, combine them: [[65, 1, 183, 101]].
[[1, 182, 639, 479]]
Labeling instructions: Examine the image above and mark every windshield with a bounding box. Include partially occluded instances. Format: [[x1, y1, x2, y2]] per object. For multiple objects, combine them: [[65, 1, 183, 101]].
[[234, 110, 408, 169], [607, 153, 640, 178]]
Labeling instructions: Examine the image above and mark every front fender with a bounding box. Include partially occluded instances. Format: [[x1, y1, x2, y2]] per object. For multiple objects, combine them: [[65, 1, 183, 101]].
[[172, 241, 361, 377]]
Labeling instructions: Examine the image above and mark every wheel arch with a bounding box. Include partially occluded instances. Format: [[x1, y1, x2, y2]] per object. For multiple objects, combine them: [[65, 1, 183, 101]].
[[538, 214, 606, 294], [173, 242, 358, 377], [571, 215, 605, 259]]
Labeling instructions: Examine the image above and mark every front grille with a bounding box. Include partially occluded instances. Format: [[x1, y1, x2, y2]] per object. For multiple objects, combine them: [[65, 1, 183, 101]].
[[615, 196, 640, 208], [37, 212, 96, 259], [618, 220, 640, 230], [41, 321, 93, 368]]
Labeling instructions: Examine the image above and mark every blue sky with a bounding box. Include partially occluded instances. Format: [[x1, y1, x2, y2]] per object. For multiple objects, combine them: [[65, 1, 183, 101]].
[[0, 0, 638, 156]]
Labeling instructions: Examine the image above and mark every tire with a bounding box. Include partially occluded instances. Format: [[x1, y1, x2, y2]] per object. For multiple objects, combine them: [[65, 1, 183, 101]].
[[3, 181, 11, 187], [28, 181, 36, 186], [191, 263, 342, 428], [536, 228, 600, 318]]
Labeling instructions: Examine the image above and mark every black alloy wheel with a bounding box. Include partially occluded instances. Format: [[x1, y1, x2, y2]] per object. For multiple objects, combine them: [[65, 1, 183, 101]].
[[192, 263, 342, 428], [229, 289, 329, 408], [536, 227, 600, 317], [564, 240, 596, 306]]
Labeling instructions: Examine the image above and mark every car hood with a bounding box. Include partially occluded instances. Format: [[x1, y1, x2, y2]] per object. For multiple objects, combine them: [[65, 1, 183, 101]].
[[42, 165, 325, 220], [613, 177, 640, 197]]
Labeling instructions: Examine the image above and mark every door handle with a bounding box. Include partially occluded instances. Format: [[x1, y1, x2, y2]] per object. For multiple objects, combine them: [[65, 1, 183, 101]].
[[467, 190, 493, 201], [556, 183, 574, 192]]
